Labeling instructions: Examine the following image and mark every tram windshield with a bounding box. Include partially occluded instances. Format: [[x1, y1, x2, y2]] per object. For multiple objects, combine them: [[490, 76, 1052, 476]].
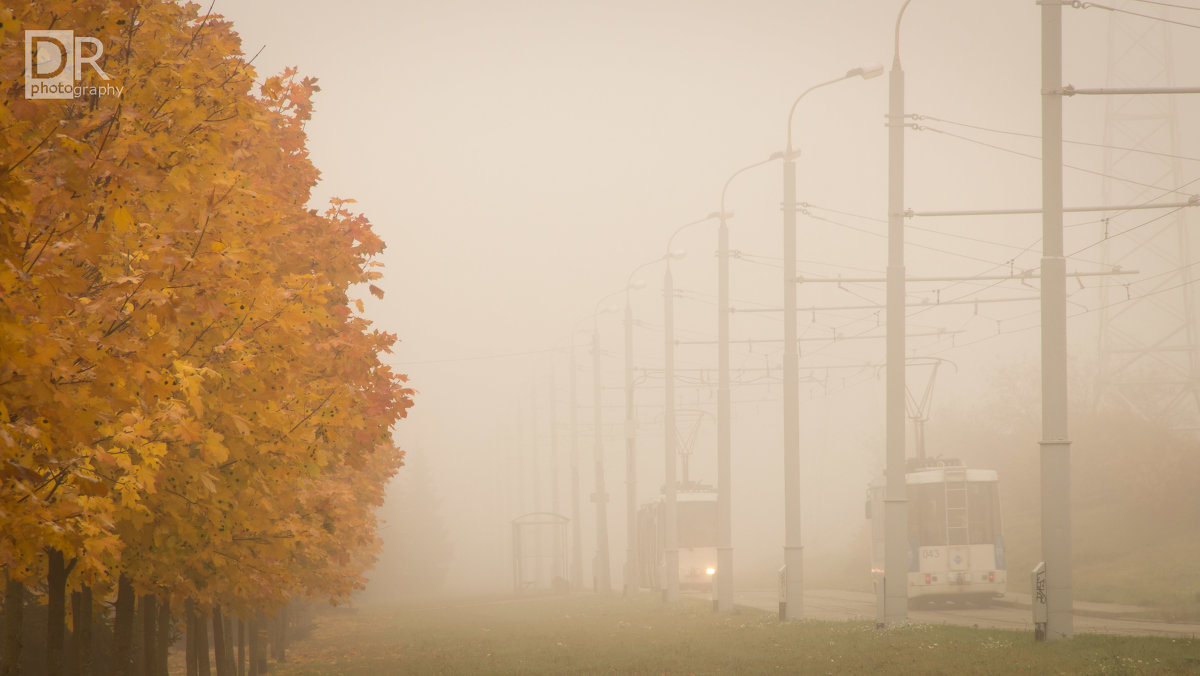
[[677, 500, 717, 548], [908, 480, 1001, 546]]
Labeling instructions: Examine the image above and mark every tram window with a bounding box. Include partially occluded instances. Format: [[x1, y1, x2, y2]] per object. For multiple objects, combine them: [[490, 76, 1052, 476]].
[[909, 483, 947, 546], [677, 501, 717, 548], [967, 483, 999, 544]]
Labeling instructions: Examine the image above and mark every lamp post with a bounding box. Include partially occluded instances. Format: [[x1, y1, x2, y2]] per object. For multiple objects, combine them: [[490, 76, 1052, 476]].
[[658, 214, 719, 603], [714, 161, 778, 612], [589, 296, 622, 593], [621, 269, 652, 598], [782, 64, 882, 621], [884, 0, 913, 626], [569, 331, 584, 590], [568, 306, 617, 593]]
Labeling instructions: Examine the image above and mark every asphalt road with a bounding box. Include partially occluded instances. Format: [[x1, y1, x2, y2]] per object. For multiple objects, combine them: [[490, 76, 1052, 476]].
[[701, 588, 1200, 638]]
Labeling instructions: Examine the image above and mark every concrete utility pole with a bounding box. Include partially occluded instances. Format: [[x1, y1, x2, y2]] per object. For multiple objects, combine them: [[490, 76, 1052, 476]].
[[623, 291, 637, 597], [716, 213, 732, 613], [782, 64, 881, 621], [662, 261, 679, 602], [782, 140, 802, 623], [591, 319, 612, 593], [569, 334, 584, 589], [621, 269, 651, 597], [883, 0, 913, 626], [716, 161, 773, 614], [657, 215, 719, 603], [1037, 1, 1200, 638], [1041, 0, 1072, 640]]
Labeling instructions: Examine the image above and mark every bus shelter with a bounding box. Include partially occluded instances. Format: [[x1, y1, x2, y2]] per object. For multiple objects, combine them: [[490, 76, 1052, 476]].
[[511, 512, 569, 595]]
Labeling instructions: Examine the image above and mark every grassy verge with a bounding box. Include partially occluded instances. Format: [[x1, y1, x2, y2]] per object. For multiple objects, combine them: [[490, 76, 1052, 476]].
[[272, 593, 1199, 675]]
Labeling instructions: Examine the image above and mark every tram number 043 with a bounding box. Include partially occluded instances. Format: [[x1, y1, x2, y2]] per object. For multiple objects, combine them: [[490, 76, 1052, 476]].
[[920, 549, 941, 559]]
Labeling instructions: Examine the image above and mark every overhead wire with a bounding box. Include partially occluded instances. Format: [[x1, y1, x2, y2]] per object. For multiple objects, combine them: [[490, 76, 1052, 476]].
[[396, 345, 561, 365], [1128, 0, 1200, 10], [1068, 205, 1189, 257], [1073, 1, 1200, 30], [912, 113, 1200, 165], [915, 123, 1199, 198]]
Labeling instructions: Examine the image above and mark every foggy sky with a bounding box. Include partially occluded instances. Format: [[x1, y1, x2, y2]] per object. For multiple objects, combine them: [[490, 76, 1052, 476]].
[[217, 1, 1200, 595]]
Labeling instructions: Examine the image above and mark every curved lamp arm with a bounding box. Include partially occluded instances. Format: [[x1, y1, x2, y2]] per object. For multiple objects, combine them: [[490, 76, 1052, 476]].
[[894, 0, 915, 67], [664, 212, 722, 261], [786, 65, 884, 153], [720, 154, 785, 225]]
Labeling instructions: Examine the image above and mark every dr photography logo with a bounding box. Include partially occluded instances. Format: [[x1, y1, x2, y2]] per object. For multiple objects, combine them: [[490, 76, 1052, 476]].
[[25, 30, 124, 100]]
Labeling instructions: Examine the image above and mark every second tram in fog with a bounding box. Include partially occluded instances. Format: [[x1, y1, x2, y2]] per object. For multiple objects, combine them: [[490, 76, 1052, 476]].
[[867, 458, 1006, 604]]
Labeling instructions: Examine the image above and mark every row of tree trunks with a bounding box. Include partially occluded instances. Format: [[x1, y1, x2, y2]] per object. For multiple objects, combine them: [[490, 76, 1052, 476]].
[[2, 571, 292, 676], [268, 607, 288, 664], [246, 615, 271, 676], [192, 611, 264, 676], [212, 606, 240, 676]]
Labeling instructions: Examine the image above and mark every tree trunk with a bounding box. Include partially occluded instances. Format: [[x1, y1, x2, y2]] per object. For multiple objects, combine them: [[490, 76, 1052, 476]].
[[46, 550, 66, 676], [196, 607, 210, 676], [222, 613, 234, 675], [270, 605, 287, 663], [69, 585, 92, 676], [211, 607, 226, 676], [68, 590, 81, 676], [236, 617, 245, 676], [2, 574, 23, 676], [156, 598, 170, 676], [132, 601, 144, 676], [254, 616, 267, 675], [246, 617, 259, 676], [141, 596, 156, 676], [185, 600, 198, 676], [112, 574, 135, 675]]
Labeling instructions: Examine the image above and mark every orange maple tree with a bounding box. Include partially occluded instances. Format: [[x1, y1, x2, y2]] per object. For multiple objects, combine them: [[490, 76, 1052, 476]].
[[0, 1, 412, 673]]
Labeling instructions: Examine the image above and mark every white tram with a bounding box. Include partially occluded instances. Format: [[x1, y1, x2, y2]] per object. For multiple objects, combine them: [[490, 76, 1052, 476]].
[[636, 487, 718, 591], [867, 458, 1006, 604]]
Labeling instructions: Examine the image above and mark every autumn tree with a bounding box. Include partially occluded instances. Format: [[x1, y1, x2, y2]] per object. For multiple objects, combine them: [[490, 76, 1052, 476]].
[[0, 1, 412, 673]]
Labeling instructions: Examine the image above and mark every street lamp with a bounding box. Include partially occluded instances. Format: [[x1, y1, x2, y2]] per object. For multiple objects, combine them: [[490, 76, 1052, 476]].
[[620, 266, 656, 598], [660, 214, 719, 603], [589, 294, 624, 593], [712, 157, 779, 612], [566, 314, 606, 591], [781, 64, 882, 622]]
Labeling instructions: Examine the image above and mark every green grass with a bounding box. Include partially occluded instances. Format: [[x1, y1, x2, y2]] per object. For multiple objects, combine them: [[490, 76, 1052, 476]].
[[271, 594, 1200, 675]]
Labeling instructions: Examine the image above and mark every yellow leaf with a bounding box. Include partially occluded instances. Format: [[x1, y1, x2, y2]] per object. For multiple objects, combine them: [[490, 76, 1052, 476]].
[[112, 207, 134, 234]]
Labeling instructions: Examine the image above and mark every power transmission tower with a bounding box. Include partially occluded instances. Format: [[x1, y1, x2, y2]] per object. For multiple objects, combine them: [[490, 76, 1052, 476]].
[[1095, 2, 1200, 430]]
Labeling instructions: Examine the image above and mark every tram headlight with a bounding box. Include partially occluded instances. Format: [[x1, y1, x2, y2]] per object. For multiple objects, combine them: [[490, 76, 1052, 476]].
[[705, 567, 716, 576]]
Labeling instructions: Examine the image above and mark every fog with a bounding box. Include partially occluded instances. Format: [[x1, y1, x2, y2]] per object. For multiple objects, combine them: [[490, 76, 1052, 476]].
[[218, 1, 1200, 605]]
